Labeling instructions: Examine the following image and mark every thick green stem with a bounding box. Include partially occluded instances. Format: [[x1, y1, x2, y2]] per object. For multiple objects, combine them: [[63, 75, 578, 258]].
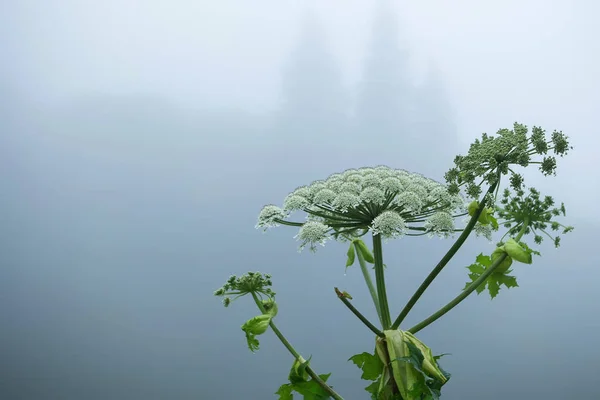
[[353, 241, 383, 326], [391, 180, 499, 330], [251, 293, 344, 400], [334, 288, 384, 337], [407, 221, 529, 334], [372, 234, 392, 329]]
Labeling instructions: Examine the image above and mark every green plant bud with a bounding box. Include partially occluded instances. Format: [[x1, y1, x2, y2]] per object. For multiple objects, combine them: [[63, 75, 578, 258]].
[[468, 200, 495, 225], [289, 356, 311, 383], [504, 239, 533, 264], [491, 247, 513, 273], [262, 299, 278, 317]]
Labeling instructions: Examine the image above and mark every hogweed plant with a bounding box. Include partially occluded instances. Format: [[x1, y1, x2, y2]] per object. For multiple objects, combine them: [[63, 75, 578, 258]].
[[214, 122, 573, 399]]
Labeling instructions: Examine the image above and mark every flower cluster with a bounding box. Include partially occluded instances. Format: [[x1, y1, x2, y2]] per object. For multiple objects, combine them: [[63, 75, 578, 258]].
[[497, 186, 573, 247], [256, 166, 465, 251], [214, 271, 275, 307], [444, 123, 571, 199]]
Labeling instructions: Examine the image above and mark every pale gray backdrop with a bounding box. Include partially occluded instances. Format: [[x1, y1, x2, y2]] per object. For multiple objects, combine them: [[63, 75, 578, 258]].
[[2, 1, 599, 399]]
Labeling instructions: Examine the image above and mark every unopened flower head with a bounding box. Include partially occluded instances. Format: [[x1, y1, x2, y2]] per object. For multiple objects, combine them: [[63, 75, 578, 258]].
[[256, 165, 465, 251], [496, 185, 573, 247], [214, 271, 275, 306]]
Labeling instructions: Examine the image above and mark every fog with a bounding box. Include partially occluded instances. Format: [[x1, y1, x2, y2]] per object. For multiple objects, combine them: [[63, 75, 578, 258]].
[[2, 1, 599, 399]]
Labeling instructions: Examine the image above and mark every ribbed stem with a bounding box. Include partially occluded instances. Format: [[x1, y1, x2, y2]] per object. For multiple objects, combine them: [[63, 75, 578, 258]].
[[372, 234, 391, 329], [334, 287, 384, 337], [354, 241, 383, 326], [391, 180, 499, 330], [408, 220, 528, 334]]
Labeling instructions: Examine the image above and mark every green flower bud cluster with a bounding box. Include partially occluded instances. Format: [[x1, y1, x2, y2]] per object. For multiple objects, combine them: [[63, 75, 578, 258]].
[[497, 186, 573, 247], [213, 271, 275, 307], [256, 166, 465, 251], [444, 122, 571, 199]]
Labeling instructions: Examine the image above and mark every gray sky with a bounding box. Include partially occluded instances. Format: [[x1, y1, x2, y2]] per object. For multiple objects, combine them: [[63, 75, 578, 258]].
[[2, 1, 599, 399]]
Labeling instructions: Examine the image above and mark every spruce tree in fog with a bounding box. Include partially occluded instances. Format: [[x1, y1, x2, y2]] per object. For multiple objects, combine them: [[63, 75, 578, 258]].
[[273, 9, 348, 155], [354, 1, 414, 154], [412, 64, 460, 179], [355, 1, 459, 179]]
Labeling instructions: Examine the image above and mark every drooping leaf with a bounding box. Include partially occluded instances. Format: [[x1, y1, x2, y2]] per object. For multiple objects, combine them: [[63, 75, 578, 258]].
[[355, 240, 375, 263], [346, 242, 356, 271], [349, 351, 384, 380], [244, 331, 260, 352]]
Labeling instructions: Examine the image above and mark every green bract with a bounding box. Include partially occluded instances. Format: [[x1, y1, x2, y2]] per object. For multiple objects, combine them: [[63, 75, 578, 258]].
[[467, 200, 497, 228], [242, 314, 272, 352], [503, 239, 532, 264], [257, 166, 465, 251], [491, 247, 513, 273], [379, 330, 449, 400]]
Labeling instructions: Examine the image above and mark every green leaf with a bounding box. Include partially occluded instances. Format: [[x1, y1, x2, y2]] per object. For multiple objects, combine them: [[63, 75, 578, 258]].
[[467, 263, 486, 275], [244, 331, 260, 352], [279, 369, 333, 400], [464, 254, 520, 299], [364, 381, 378, 399], [497, 274, 519, 289], [291, 380, 330, 399], [487, 276, 500, 298], [475, 253, 491, 267], [346, 242, 356, 270], [355, 240, 375, 263], [349, 351, 384, 381], [275, 383, 294, 400]]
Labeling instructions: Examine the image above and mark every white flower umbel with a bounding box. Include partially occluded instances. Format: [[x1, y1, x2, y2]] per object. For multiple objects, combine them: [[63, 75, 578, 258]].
[[256, 205, 289, 231], [256, 165, 465, 251], [371, 210, 407, 240], [294, 221, 331, 252], [424, 212, 455, 239]]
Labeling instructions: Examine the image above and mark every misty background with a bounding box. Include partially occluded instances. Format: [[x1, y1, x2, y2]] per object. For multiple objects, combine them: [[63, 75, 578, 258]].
[[2, 1, 599, 399]]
